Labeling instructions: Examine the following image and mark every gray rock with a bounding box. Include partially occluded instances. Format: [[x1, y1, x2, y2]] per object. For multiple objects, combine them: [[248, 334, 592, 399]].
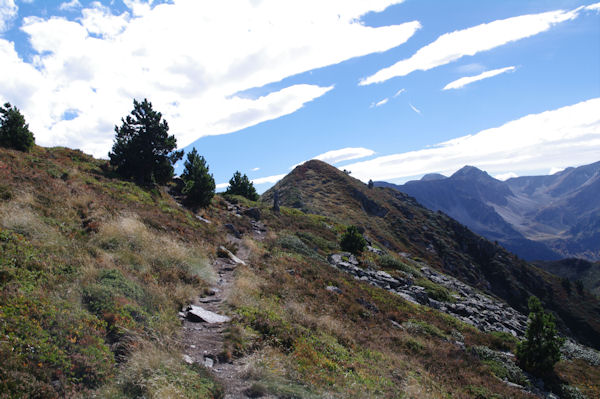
[[243, 207, 261, 220], [182, 354, 194, 364], [195, 215, 212, 224], [186, 305, 231, 323], [367, 245, 385, 256], [204, 356, 214, 368], [218, 246, 246, 265], [326, 286, 342, 294]]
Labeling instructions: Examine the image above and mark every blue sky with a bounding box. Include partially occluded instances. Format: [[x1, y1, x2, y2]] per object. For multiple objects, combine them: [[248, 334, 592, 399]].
[[1, 0, 599, 192]]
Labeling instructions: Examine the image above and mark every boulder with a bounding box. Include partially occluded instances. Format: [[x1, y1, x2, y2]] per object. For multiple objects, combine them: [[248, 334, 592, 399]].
[[243, 207, 261, 220], [186, 305, 231, 323]]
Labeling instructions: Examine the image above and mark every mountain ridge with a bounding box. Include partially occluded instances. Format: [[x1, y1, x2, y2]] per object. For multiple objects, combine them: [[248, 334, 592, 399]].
[[376, 161, 600, 261]]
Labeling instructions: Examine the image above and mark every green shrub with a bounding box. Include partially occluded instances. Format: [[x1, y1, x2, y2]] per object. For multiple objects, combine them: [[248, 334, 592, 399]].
[[296, 231, 337, 252], [415, 278, 454, 302], [516, 296, 565, 377], [276, 234, 324, 261], [0, 102, 35, 152], [377, 254, 421, 276], [339, 225, 366, 255]]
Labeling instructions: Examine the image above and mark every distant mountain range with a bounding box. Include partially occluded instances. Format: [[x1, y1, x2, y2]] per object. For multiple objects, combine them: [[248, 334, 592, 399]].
[[376, 161, 600, 262]]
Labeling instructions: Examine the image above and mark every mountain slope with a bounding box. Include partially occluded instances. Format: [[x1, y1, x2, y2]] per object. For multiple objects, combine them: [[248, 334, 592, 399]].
[[2, 147, 599, 398], [377, 161, 600, 261], [262, 160, 600, 349]]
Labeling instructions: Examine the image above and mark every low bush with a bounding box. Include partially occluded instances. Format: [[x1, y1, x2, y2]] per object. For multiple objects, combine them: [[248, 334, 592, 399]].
[[415, 278, 454, 302], [377, 254, 422, 276]]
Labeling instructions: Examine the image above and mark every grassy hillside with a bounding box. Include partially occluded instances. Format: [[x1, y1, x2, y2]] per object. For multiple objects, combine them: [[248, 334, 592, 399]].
[[1, 148, 598, 398], [261, 160, 600, 349], [0, 146, 224, 397]]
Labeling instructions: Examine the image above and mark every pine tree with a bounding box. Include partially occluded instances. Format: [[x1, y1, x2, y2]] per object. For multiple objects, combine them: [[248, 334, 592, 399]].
[[0, 103, 35, 152], [109, 99, 183, 185], [181, 148, 215, 208], [225, 171, 259, 201], [340, 225, 367, 255], [516, 296, 565, 377]]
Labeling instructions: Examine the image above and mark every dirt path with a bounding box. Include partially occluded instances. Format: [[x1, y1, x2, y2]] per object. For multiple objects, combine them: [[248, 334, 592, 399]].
[[181, 206, 267, 398]]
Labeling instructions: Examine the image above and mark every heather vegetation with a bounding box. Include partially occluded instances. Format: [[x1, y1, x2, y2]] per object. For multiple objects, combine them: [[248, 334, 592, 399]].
[[0, 143, 598, 398]]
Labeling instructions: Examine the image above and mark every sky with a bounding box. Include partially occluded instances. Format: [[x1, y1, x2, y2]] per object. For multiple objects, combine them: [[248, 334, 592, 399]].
[[1, 0, 599, 192]]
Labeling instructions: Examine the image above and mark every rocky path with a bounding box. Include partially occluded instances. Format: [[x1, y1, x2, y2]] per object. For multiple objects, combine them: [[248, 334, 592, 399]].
[[181, 246, 248, 398], [180, 204, 266, 398]]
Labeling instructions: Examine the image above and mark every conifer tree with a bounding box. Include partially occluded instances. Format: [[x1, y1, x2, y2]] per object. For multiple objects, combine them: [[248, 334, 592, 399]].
[[340, 225, 367, 255], [516, 296, 565, 377], [225, 171, 259, 201], [181, 148, 215, 208], [0, 103, 35, 152], [109, 99, 183, 185]]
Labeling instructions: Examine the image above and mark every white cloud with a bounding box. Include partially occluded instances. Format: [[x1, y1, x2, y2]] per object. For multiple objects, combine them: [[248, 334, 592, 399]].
[[443, 66, 516, 90], [494, 172, 518, 181], [370, 98, 388, 108], [292, 146, 376, 169], [342, 98, 600, 182], [409, 103, 421, 115], [59, 0, 81, 12], [393, 88, 405, 97], [1, 0, 420, 157], [549, 167, 565, 175], [251, 167, 260, 172], [586, 2, 600, 11], [252, 173, 287, 185], [360, 7, 581, 85], [0, 0, 17, 32]]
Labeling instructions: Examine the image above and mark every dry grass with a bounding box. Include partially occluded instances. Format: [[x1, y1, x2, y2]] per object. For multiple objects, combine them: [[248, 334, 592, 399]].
[[98, 341, 223, 399], [94, 214, 216, 286]]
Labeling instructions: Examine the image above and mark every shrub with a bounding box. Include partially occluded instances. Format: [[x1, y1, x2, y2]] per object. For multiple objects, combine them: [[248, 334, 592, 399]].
[[226, 171, 259, 201], [181, 148, 215, 208], [0, 102, 35, 152], [108, 99, 183, 185], [378, 254, 421, 276], [516, 296, 565, 377], [415, 278, 454, 302], [339, 225, 366, 255]]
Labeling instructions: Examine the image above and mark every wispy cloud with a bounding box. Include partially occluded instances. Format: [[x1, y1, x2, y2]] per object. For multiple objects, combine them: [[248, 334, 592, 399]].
[[343, 98, 600, 182], [0, 0, 17, 32], [251, 167, 260, 172], [393, 88, 405, 97], [59, 0, 82, 11], [370, 98, 388, 108], [360, 7, 581, 85], [586, 2, 600, 11], [409, 103, 421, 115], [0, 0, 421, 157], [443, 66, 516, 90], [293, 147, 376, 169]]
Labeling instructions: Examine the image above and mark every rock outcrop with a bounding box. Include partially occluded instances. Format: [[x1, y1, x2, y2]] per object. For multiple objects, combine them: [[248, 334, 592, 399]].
[[328, 253, 528, 336]]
